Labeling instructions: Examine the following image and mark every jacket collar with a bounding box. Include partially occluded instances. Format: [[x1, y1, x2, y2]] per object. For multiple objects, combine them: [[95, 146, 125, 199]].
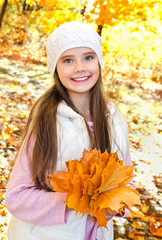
[[57, 100, 117, 119], [57, 101, 82, 119]]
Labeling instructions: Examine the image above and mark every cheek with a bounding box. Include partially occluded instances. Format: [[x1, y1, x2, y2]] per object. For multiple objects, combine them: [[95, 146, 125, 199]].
[[92, 60, 99, 72], [56, 67, 66, 81], [57, 66, 71, 80], [94, 64, 100, 79]]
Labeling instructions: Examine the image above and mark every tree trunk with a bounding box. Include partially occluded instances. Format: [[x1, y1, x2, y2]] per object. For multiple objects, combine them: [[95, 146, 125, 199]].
[[23, 0, 27, 12], [97, 25, 103, 36], [0, 0, 8, 28], [80, 6, 86, 16]]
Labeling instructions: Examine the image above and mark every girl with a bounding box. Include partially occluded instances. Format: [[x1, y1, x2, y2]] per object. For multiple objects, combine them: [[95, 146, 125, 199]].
[[5, 21, 132, 240]]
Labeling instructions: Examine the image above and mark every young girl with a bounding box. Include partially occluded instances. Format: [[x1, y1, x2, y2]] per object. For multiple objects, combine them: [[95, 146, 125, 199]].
[[5, 21, 132, 240]]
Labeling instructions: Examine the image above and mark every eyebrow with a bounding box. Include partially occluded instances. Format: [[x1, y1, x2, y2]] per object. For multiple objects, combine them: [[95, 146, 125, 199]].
[[59, 51, 96, 60], [59, 55, 74, 60]]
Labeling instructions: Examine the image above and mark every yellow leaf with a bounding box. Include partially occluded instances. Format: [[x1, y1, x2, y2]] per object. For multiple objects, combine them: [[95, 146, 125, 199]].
[[49, 149, 141, 228], [2, 133, 10, 140], [78, 195, 90, 215], [95, 208, 107, 228], [100, 157, 134, 192], [48, 171, 71, 192], [95, 187, 140, 212]]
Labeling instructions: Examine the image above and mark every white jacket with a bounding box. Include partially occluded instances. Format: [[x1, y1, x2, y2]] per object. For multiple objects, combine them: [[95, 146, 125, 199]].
[[7, 100, 129, 240]]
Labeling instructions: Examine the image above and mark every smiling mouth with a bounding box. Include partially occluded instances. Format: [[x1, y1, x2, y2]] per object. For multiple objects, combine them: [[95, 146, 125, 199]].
[[71, 76, 90, 82]]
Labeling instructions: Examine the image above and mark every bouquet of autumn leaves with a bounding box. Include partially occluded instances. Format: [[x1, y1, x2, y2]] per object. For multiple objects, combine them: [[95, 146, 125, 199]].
[[48, 149, 140, 228]]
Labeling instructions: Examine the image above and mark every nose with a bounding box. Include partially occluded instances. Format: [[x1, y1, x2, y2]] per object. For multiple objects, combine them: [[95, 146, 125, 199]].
[[74, 61, 86, 72]]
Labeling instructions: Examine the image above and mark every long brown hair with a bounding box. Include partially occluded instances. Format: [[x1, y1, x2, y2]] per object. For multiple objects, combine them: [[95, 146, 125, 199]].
[[17, 69, 111, 190]]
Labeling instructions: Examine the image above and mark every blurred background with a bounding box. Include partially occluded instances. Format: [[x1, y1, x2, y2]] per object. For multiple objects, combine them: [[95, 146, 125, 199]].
[[0, 0, 162, 239]]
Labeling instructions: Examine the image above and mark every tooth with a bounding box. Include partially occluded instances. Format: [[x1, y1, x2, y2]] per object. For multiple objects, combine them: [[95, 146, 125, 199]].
[[74, 77, 88, 81]]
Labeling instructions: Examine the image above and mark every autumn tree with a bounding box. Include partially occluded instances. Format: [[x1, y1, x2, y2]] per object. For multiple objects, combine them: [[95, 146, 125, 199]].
[[24, 0, 160, 35], [0, 0, 159, 35], [34, 0, 85, 32], [0, 0, 8, 28], [84, 0, 160, 35]]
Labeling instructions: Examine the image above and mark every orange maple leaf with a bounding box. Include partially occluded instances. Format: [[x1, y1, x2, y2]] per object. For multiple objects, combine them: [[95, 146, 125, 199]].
[[49, 149, 141, 228]]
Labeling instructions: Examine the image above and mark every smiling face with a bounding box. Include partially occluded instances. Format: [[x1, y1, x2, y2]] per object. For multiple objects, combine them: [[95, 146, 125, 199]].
[[56, 47, 100, 101]]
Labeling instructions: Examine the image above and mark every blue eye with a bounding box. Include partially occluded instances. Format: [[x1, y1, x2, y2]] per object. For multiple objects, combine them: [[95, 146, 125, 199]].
[[64, 59, 72, 63], [85, 56, 93, 61]]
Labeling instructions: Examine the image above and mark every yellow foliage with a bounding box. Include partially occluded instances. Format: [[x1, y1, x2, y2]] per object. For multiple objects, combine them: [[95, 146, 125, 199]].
[[49, 149, 141, 228], [8, 0, 20, 4], [0, 0, 4, 5], [37, 0, 82, 11], [84, 0, 160, 28], [34, 0, 83, 33], [25, 0, 35, 5], [38, 10, 83, 33]]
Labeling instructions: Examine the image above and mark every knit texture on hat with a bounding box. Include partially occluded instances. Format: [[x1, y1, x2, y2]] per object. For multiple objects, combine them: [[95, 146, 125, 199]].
[[46, 21, 103, 76]]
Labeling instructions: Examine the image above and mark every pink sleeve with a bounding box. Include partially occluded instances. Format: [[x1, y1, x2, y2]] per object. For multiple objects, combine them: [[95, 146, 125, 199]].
[[5, 136, 67, 225], [85, 216, 98, 240], [125, 145, 132, 166]]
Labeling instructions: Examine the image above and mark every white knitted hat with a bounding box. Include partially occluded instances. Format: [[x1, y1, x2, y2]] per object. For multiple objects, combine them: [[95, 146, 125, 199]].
[[46, 21, 103, 76]]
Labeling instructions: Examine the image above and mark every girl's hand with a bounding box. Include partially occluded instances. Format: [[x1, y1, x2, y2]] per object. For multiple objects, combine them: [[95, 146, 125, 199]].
[[106, 209, 117, 221]]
